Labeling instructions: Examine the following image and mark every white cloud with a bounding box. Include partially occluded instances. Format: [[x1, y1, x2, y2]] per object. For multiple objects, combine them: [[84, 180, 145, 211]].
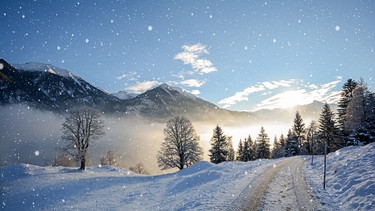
[[126, 81, 159, 93], [218, 85, 265, 108], [251, 78, 343, 111], [218, 78, 343, 111], [218, 79, 296, 108], [174, 43, 217, 74], [262, 81, 278, 89], [181, 79, 205, 87], [190, 90, 201, 95]]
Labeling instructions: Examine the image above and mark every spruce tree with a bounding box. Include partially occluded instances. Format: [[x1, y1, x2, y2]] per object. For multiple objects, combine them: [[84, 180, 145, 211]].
[[363, 90, 375, 143], [292, 111, 305, 155], [318, 103, 339, 153], [256, 126, 271, 159], [209, 125, 228, 164], [285, 129, 298, 156], [243, 137, 250, 161], [237, 139, 244, 161], [247, 135, 257, 161], [226, 136, 235, 161], [272, 136, 282, 159], [337, 79, 358, 131]]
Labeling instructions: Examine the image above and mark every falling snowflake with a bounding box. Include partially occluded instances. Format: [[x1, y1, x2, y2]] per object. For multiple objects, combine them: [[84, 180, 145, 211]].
[[147, 25, 153, 31], [272, 38, 277, 43], [34, 151, 40, 156], [335, 25, 340, 31], [0, 63, 3, 70], [85, 38, 89, 43]]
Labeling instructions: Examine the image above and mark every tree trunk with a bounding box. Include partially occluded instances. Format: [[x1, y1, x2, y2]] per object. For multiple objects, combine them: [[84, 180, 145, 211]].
[[80, 158, 86, 170]]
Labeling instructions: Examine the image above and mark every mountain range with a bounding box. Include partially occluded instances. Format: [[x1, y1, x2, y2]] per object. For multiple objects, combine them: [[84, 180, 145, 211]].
[[0, 58, 328, 122]]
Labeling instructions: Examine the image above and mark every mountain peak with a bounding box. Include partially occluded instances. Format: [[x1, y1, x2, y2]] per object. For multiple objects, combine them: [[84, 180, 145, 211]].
[[11, 62, 79, 79]]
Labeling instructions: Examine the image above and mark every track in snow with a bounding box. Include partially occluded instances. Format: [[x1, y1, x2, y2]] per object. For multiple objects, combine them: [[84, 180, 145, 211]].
[[233, 157, 321, 211]]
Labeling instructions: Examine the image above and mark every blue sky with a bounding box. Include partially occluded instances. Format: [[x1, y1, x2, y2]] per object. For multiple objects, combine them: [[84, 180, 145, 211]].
[[1, 0, 374, 111]]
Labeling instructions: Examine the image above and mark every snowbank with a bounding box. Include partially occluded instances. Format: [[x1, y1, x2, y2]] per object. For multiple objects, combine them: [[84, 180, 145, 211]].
[[305, 143, 375, 210], [1, 160, 276, 210], [1, 144, 373, 210]]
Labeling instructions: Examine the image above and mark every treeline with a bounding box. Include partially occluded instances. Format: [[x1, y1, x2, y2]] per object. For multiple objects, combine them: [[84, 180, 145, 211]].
[[55, 78, 374, 172], [207, 78, 375, 163]]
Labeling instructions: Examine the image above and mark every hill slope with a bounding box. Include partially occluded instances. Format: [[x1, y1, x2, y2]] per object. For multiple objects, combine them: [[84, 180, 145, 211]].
[[1, 143, 373, 210]]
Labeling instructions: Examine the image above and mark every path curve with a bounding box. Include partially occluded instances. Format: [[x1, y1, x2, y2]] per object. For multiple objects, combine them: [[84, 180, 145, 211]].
[[232, 157, 321, 211]]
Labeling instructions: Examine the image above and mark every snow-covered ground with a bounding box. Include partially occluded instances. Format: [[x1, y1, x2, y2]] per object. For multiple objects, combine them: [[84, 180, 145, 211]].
[[1, 143, 374, 210], [305, 142, 375, 210]]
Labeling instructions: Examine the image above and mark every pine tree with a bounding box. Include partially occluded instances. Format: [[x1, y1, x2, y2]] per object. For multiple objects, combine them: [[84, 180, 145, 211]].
[[256, 127, 271, 159], [363, 90, 375, 143], [306, 120, 318, 155], [285, 129, 298, 156], [236, 139, 244, 161], [272, 136, 282, 159], [226, 136, 235, 161], [248, 135, 257, 160], [243, 137, 250, 161], [209, 125, 229, 164], [318, 103, 339, 153], [346, 80, 375, 145], [337, 79, 358, 131], [292, 111, 305, 155]]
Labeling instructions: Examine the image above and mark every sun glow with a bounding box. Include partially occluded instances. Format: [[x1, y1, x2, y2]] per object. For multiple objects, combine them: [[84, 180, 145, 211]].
[[254, 90, 313, 111]]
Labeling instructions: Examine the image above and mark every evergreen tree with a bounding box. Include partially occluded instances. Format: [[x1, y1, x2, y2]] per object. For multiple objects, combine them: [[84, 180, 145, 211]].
[[306, 120, 318, 155], [226, 136, 235, 161], [272, 136, 283, 159], [248, 135, 257, 160], [337, 79, 358, 131], [209, 125, 229, 164], [279, 134, 286, 149], [285, 129, 298, 156], [318, 103, 339, 153], [345, 80, 375, 145], [256, 127, 271, 159], [363, 90, 375, 143], [236, 139, 244, 161], [345, 83, 365, 145], [243, 137, 250, 161], [292, 111, 306, 155]]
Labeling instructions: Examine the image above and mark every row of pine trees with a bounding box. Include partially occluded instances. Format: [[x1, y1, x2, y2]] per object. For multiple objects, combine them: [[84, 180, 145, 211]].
[[208, 78, 375, 163]]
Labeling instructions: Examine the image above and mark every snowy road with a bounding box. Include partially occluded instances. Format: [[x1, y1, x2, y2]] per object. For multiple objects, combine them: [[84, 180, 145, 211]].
[[234, 157, 321, 211]]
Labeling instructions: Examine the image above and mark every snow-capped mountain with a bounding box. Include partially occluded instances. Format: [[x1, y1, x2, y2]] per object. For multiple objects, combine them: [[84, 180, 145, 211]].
[[125, 83, 223, 119], [0, 59, 243, 120], [0, 59, 121, 111], [0, 59, 326, 122]]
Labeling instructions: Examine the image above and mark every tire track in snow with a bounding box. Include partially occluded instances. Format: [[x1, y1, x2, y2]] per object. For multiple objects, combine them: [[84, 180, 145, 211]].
[[232, 157, 321, 211], [231, 158, 292, 210]]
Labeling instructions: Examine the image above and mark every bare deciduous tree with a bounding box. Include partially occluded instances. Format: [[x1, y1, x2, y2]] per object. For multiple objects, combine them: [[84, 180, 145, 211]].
[[157, 116, 203, 170], [61, 107, 105, 170]]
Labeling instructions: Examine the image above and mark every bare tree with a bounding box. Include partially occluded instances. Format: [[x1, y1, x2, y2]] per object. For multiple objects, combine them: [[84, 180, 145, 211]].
[[61, 108, 105, 170], [157, 116, 203, 170]]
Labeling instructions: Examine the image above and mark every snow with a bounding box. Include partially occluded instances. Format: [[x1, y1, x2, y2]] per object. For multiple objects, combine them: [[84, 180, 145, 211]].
[[305, 143, 375, 210], [1, 144, 374, 210], [12, 62, 77, 79]]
